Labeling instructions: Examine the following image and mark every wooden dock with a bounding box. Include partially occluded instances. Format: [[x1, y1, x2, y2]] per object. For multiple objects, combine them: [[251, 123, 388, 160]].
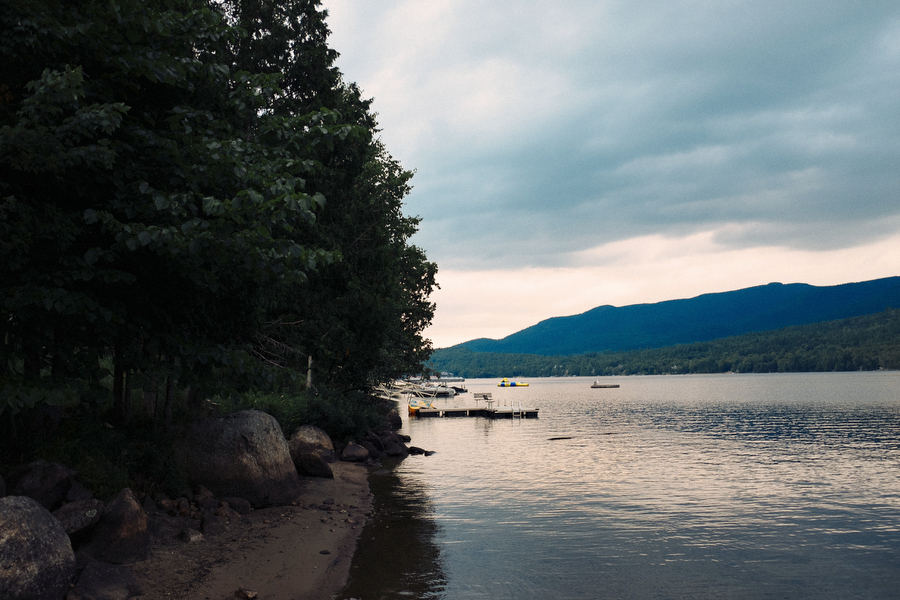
[[413, 392, 539, 419], [415, 406, 539, 418]]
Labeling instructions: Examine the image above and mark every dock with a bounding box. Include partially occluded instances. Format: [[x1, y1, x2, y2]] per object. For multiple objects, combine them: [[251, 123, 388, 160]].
[[412, 392, 539, 419]]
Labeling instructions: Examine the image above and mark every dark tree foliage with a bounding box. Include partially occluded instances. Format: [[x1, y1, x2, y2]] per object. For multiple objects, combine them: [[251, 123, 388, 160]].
[[430, 309, 900, 378], [213, 0, 438, 390], [0, 0, 436, 434]]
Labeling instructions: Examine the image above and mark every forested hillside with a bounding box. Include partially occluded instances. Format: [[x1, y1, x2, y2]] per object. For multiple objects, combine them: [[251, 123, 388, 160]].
[[456, 278, 900, 355], [430, 309, 900, 378], [0, 0, 436, 462]]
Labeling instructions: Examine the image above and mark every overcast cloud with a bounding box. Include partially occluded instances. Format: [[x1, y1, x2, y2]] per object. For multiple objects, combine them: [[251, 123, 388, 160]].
[[325, 0, 900, 348]]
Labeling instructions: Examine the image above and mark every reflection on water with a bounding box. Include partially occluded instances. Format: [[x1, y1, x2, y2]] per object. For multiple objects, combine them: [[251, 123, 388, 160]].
[[339, 466, 447, 600], [341, 372, 900, 599]]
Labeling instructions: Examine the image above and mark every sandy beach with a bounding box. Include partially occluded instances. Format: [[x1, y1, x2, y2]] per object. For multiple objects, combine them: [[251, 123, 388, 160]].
[[129, 461, 372, 600]]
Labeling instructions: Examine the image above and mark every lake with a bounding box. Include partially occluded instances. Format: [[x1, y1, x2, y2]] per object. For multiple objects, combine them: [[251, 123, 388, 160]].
[[339, 372, 900, 599]]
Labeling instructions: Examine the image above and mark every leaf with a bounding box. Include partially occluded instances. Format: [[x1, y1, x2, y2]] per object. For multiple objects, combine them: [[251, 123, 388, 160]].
[[84, 248, 100, 265]]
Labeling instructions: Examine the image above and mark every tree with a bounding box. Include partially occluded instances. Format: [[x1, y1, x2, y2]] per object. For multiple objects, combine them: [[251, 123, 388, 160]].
[[0, 0, 349, 424], [214, 0, 438, 390]]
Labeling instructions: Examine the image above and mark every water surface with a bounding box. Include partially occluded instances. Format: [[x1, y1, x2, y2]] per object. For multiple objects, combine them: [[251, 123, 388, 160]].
[[341, 372, 900, 599]]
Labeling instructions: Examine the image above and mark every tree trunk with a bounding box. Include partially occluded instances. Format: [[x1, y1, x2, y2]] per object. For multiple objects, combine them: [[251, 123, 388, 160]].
[[113, 338, 129, 425], [164, 360, 175, 432]]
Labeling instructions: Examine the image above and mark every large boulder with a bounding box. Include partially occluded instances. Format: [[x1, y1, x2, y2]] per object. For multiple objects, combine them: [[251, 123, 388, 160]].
[[172, 409, 302, 508], [7, 460, 77, 511], [0, 496, 76, 600], [288, 424, 336, 463], [80, 489, 149, 564], [289, 424, 336, 478]]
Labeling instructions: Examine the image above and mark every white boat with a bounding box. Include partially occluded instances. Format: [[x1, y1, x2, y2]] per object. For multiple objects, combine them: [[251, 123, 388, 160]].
[[416, 384, 456, 397]]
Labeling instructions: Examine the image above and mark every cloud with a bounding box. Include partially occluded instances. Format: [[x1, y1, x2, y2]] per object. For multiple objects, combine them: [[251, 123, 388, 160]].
[[325, 0, 900, 346]]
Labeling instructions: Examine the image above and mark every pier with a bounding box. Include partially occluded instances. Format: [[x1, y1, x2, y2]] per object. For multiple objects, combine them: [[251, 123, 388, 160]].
[[413, 393, 539, 419]]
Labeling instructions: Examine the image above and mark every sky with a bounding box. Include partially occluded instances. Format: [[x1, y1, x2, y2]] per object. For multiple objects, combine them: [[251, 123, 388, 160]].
[[324, 0, 900, 349]]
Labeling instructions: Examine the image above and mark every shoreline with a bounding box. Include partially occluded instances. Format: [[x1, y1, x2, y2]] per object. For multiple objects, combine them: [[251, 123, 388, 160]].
[[130, 461, 372, 600]]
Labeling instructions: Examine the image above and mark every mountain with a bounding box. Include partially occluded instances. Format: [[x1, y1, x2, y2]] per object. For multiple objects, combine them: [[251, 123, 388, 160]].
[[448, 276, 900, 356]]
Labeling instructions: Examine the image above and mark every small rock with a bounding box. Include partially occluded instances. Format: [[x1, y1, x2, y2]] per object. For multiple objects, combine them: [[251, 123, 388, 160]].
[[341, 442, 369, 462], [53, 498, 104, 536], [200, 513, 226, 535], [220, 497, 253, 515], [215, 505, 242, 521], [178, 528, 204, 543], [141, 494, 157, 513], [194, 484, 215, 498]]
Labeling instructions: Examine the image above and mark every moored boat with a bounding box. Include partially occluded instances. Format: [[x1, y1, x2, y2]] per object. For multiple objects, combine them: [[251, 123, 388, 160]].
[[498, 378, 529, 387], [408, 397, 436, 415], [591, 381, 620, 388]]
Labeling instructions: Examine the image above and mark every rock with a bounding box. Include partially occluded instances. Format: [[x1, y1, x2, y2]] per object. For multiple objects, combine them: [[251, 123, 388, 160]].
[[196, 495, 219, 511], [362, 432, 385, 452], [288, 425, 336, 463], [0, 495, 76, 600], [294, 453, 334, 479], [360, 440, 383, 460], [408, 446, 426, 455], [386, 408, 402, 429], [65, 480, 94, 503], [220, 497, 253, 515], [141, 495, 157, 513], [200, 513, 226, 535], [53, 498, 104, 536], [178, 528, 203, 543], [194, 484, 215, 499], [341, 442, 369, 462], [384, 441, 410, 457], [67, 561, 142, 600], [214, 505, 242, 521], [7, 460, 77, 511], [80, 489, 149, 564], [172, 410, 302, 508]]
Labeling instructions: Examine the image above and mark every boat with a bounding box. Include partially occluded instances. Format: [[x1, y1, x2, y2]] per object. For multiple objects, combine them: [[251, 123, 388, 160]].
[[498, 378, 529, 387], [591, 381, 620, 388], [408, 397, 435, 415], [416, 384, 456, 397]]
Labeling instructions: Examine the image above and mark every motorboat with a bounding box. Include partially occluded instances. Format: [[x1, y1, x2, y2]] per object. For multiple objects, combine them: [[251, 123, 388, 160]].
[[417, 384, 456, 397]]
